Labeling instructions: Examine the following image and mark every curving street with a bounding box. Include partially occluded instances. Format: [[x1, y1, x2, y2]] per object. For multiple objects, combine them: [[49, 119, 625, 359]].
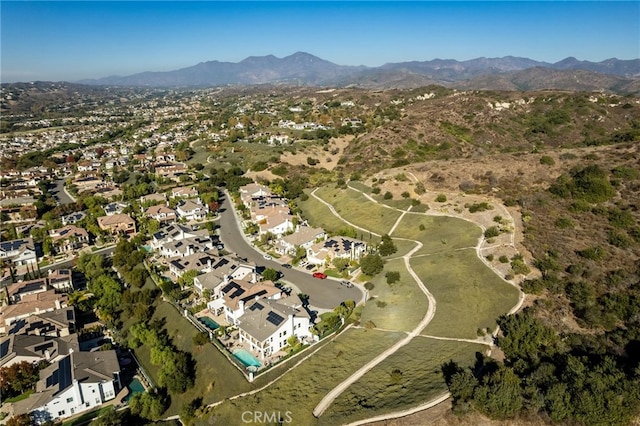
[[217, 192, 364, 311]]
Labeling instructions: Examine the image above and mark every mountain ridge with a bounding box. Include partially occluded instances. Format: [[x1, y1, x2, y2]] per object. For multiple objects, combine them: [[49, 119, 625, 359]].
[[56, 52, 640, 94]]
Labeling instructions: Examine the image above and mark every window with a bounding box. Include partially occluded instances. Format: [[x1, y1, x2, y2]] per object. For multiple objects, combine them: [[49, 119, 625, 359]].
[[58, 411, 65, 416], [85, 402, 90, 407], [66, 397, 73, 403]]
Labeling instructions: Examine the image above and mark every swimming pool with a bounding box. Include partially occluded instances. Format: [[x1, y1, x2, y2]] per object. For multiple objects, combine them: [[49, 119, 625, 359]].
[[124, 378, 145, 402], [233, 348, 262, 368], [199, 317, 219, 330]]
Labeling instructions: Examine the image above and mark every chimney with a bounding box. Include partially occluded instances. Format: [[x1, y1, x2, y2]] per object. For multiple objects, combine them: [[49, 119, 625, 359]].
[[45, 349, 51, 360], [55, 299, 62, 310]]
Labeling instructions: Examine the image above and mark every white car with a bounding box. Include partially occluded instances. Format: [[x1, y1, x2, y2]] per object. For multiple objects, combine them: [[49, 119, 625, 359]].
[[263, 254, 272, 260]]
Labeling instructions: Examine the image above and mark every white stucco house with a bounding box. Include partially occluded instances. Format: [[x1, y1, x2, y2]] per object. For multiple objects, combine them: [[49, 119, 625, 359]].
[[12, 350, 121, 425]]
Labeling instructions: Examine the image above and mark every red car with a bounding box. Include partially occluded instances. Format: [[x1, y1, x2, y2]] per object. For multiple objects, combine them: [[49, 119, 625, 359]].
[[312, 272, 327, 279]]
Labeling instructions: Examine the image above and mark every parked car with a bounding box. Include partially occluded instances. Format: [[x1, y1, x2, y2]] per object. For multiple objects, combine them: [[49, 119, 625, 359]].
[[305, 264, 315, 271], [340, 280, 354, 288], [282, 263, 292, 269], [313, 272, 327, 279], [263, 254, 272, 260]]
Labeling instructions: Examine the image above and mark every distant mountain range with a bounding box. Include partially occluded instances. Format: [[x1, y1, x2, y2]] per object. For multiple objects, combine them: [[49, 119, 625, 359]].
[[73, 52, 638, 94]]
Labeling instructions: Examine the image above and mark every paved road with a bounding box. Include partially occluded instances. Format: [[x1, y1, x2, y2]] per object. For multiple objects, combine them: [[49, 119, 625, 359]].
[[217, 192, 364, 311], [51, 178, 75, 205]]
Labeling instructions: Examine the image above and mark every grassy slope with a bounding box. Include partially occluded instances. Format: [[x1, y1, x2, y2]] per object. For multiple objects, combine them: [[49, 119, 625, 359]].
[[201, 328, 404, 425], [391, 212, 480, 254], [314, 186, 403, 236], [359, 256, 429, 332], [414, 249, 520, 338], [322, 339, 487, 425]]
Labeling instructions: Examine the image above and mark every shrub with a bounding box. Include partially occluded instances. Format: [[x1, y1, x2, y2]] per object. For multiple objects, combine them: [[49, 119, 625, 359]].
[[608, 231, 632, 249], [484, 227, 500, 238], [612, 166, 639, 180], [499, 255, 509, 264], [578, 246, 606, 261], [364, 282, 375, 291], [436, 194, 447, 203], [385, 271, 400, 285], [419, 224, 426, 231], [540, 155, 555, 166], [555, 217, 575, 229], [608, 207, 635, 228], [467, 202, 493, 213], [372, 187, 381, 194], [486, 254, 494, 262], [376, 300, 387, 308], [401, 191, 410, 199], [383, 191, 393, 200]]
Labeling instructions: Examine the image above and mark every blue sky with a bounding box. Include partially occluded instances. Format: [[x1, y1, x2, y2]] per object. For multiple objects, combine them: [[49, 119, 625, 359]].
[[1, 1, 638, 83]]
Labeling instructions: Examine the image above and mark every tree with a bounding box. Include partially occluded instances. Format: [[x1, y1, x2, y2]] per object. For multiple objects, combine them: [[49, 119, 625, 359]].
[[385, 271, 400, 285], [473, 365, 524, 419], [178, 269, 200, 288], [378, 234, 397, 256], [360, 253, 384, 276], [193, 332, 208, 346], [129, 390, 169, 420], [383, 191, 393, 200], [332, 257, 350, 272], [180, 397, 202, 426], [262, 268, 279, 282]]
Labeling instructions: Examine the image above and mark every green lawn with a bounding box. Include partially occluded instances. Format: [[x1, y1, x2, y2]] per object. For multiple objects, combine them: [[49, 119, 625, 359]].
[[359, 257, 429, 332], [392, 212, 480, 255], [200, 328, 404, 425], [314, 186, 402, 236], [413, 249, 520, 339], [298, 190, 352, 234], [322, 339, 487, 425]]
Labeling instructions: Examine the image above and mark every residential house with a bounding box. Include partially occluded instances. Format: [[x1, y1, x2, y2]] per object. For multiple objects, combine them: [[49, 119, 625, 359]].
[[176, 199, 209, 221], [307, 236, 367, 265], [219, 280, 281, 325], [5, 307, 76, 338], [155, 162, 187, 180], [194, 258, 255, 297], [168, 251, 218, 278], [239, 183, 271, 208], [49, 225, 90, 254], [170, 186, 198, 199], [13, 350, 121, 424], [276, 226, 326, 256], [140, 193, 166, 205], [102, 202, 127, 216], [252, 206, 294, 237], [61, 212, 86, 226], [5, 278, 49, 304], [0, 334, 79, 368], [47, 269, 74, 292], [0, 238, 37, 266], [149, 223, 209, 250], [144, 205, 176, 223], [237, 295, 312, 360], [97, 214, 136, 236], [159, 236, 213, 259], [0, 290, 68, 334]]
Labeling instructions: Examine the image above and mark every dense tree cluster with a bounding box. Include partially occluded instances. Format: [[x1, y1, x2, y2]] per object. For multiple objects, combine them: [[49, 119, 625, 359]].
[[444, 308, 640, 425], [128, 320, 196, 394], [0, 361, 47, 399]]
